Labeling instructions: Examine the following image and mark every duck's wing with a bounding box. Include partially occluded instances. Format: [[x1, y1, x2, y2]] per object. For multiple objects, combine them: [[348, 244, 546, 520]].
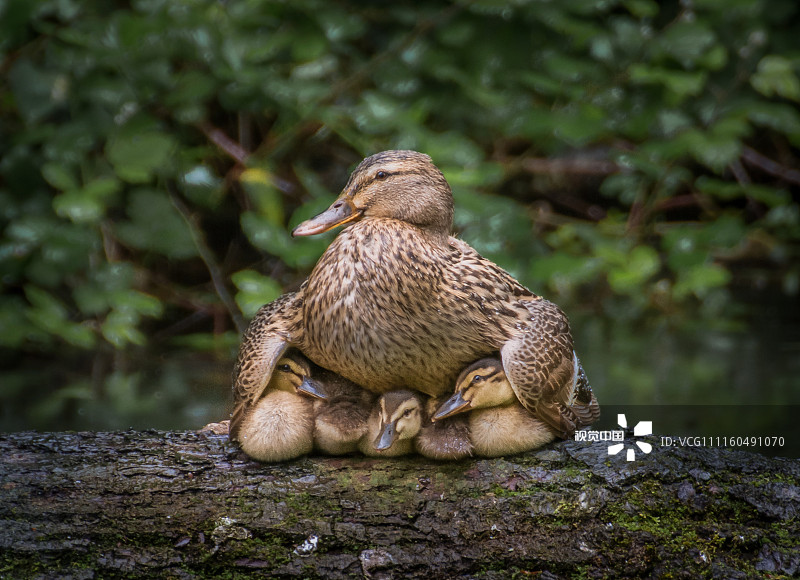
[[500, 298, 581, 438], [230, 291, 302, 440], [568, 357, 601, 428], [447, 237, 537, 303]]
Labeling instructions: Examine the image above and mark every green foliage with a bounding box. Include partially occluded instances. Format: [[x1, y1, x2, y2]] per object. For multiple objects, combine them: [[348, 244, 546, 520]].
[[1, 0, 798, 430]]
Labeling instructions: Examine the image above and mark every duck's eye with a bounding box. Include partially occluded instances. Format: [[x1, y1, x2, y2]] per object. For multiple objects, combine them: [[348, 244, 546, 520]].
[[278, 364, 291, 372], [472, 374, 485, 384], [375, 170, 389, 180]]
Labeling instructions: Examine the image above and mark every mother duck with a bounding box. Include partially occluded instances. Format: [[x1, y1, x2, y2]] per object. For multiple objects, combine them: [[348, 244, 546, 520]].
[[232, 150, 596, 439]]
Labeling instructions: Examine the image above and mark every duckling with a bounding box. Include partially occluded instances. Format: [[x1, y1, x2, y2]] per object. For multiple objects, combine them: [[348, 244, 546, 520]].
[[290, 150, 596, 437], [359, 390, 473, 459], [435, 356, 600, 437], [433, 358, 599, 456], [230, 350, 324, 462], [303, 372, 375, 456], [230, 291, 303, 442], [359, 390, 423, 457], [415, 396, 473, 460]]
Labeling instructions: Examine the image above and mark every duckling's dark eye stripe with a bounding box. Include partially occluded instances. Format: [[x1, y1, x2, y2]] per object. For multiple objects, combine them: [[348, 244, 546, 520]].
[[475, 369, 501, 380]]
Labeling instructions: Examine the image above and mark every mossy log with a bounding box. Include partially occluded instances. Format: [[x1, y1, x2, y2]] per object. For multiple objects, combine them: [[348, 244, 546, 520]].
[[1, 430, 798, 579]]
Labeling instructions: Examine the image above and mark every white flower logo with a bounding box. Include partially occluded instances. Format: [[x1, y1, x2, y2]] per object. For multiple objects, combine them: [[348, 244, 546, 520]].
[[608, 413, 652, 461]]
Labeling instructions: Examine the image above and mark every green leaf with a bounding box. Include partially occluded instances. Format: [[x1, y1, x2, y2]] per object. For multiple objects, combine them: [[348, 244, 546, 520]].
[[658, 22, 716, 68], [664, 227, 709, 271], [8, 59, 69, 124], [181, 165, 223, 209], [675, 128, 742, 173], [24, 286, 96, 348], [102, 309, 146, 347], [623, 0, 659, 19], [746, 102, 800, 137], [241, 168, 284, 226], [674, 263, 731, 300], [106, 130, 176, 183], [232, 269, 282, 319], [290, 21, 328, 62], [629, 64, 707, 102], [241, 210, 327, 269], [0, 297, 32, 348], [751, 55, 800, 102], [696, 177, 788, 207], [606, 245, 660, 293], [115, 189, 198, 259], [53, 176, 121, 224], [42, 162, 79, 191], [529, 253, 603, 295], [124, 291, 163, 318]]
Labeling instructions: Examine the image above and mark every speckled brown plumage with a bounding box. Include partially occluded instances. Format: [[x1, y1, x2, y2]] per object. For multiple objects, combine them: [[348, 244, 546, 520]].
[[233, 149, 598, 443], [292, 150, 594, 436], [299, 219, 515, 395]]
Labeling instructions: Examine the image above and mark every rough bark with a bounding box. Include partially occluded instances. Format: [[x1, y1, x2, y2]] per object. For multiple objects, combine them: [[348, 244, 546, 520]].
[[1, 430, 798, 579]]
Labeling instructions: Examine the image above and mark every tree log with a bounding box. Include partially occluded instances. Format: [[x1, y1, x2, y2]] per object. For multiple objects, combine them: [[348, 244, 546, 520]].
[[1, 430, 798, 579]]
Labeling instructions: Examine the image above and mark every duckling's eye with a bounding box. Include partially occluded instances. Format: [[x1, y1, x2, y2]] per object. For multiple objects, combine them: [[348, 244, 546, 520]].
[[375, 170, 389, 180], [472, 374, 485, 384], [403, 408, 413, 418], [278, 364, 291, 372]]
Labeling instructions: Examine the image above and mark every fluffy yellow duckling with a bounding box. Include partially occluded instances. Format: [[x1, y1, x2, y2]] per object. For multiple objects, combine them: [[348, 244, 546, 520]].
[[304, 372, 375, 456], [359, 390, 423, 458], [360, 390, 472, 460], [230, 350, 324, 462], [434, 358, 599, 456]]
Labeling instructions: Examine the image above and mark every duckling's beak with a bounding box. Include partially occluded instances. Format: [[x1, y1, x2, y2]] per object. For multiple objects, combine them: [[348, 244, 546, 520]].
[[432, 391, 471, 421], [292, 198, 362, 237], [295, 377, 328, 400], [374, 420, 398, 451]]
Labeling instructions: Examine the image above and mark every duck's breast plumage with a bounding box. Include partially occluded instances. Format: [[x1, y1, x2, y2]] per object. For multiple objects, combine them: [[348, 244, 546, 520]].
[[301, 219, 502, 395]]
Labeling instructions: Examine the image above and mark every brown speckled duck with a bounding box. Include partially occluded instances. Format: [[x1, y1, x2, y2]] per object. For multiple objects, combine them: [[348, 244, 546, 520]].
[[291, 150, 595, 436], [233, 150, 595, 440]]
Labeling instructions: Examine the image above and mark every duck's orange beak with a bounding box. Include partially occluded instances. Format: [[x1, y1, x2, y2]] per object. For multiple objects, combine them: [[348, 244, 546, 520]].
[[292, 198, 362, 237]]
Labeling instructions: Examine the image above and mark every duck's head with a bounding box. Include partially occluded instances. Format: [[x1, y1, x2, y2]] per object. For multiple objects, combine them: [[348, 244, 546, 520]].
[[432, 358, 515, 420], [372, 390, 424, 452], [292, 150, 454, 237], [271, 352, 328, 400]]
